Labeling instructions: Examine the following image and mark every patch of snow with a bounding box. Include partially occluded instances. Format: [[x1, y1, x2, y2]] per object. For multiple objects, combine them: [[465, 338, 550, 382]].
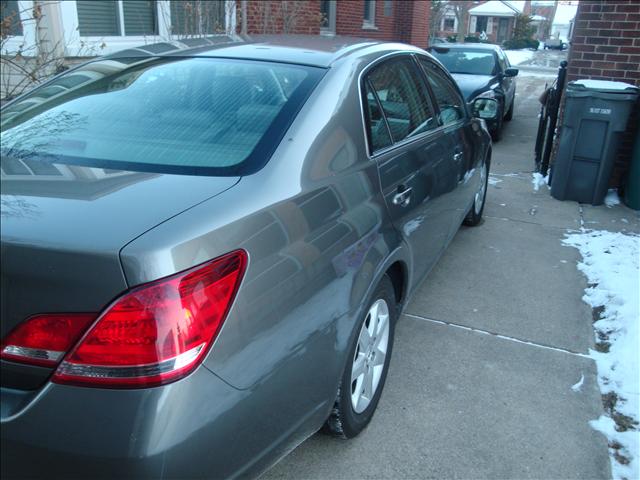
[[563, 230, 640, 480], [532, 172, 549, 191], [488, 175, 502, 186], [573, 79, 638, 92], [505, 49, 535, 66], [571, 374, 585, 392], [518, 69, 557, 78], [469, 0, 524, 16], [605, 190, 621, 208], [590, 415, 639, 480]]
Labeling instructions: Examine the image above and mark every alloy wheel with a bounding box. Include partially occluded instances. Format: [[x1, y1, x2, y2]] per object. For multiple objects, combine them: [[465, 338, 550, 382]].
[[350, 299, 390, 414]]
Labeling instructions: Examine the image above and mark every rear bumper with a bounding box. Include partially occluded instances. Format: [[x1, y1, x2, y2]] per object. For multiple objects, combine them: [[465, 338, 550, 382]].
[[1, 367, 276, 479]]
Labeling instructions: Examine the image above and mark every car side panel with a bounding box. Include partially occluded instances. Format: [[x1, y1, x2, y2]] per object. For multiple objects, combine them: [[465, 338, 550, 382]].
[[375, 130, 457, 287], [117, 58, 407, 474]]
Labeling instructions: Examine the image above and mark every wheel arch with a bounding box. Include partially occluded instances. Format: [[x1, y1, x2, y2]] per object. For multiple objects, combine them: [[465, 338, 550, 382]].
[[385, 260, 408, 307]]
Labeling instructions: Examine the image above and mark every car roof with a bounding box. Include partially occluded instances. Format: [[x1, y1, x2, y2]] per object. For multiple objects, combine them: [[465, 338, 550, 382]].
[[103, 34, 419, 68]]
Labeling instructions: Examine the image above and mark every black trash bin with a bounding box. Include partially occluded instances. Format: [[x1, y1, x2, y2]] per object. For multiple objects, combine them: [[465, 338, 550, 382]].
[[550, 79, 639, 205]]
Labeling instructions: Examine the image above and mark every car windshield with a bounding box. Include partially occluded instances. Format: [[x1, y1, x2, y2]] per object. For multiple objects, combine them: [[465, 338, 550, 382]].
[[430, 49, 497, 76], [0, 57, 324, 176]]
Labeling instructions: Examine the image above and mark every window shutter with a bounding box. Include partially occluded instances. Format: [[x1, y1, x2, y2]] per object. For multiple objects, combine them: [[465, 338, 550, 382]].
[[469, 16, 476, 34], [76, 1, 120, 36], [122, 0, 156, 35]]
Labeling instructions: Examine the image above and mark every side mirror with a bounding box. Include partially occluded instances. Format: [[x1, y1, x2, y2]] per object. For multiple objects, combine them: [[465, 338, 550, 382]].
[[504, 67, 519, 77], [471, 98, 499, 119]]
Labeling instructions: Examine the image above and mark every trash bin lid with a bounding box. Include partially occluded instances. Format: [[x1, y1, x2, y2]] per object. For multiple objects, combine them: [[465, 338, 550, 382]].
[[570, 79, 639, 94]]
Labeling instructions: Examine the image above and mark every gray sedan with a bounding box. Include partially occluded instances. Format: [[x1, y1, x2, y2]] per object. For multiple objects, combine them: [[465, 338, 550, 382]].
[[0, 36, 492, 479]]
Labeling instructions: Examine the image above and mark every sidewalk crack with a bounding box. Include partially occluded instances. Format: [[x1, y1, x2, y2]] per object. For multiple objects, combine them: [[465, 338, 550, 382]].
[[404, 313, 591, 358]]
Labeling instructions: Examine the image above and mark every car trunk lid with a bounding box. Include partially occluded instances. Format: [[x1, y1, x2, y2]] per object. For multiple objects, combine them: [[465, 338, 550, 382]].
[[1, 164, 239, 389]]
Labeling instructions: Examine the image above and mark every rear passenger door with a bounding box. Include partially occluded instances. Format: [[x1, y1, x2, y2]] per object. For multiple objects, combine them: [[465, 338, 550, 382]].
[[362, 55, 459, 285], [417, 56, 476, 232]]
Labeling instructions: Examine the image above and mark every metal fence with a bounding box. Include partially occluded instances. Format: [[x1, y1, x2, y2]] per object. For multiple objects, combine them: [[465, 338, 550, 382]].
[[534, 60, 568, 178]]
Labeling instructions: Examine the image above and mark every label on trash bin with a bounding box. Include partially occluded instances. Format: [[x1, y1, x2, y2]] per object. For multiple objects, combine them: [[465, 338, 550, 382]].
[[589, 107, 612, 115]]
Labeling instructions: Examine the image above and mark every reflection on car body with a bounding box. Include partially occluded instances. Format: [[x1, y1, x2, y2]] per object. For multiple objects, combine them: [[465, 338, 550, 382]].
[[0, 35, 492, 479]]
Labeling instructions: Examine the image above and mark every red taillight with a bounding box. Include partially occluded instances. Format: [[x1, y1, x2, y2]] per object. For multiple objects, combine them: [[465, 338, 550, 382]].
[[0, 250, 245, 387], [51, 250, 246, 388], [1, 314, 97, 367]]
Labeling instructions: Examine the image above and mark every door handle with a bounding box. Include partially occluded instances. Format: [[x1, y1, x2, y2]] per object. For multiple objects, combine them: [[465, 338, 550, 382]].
[[392, 186, 412, 207], [453, 152, 463, 161]]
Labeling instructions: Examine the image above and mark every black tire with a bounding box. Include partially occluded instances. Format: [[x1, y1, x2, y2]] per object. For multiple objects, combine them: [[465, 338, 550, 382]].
[[324, 275, 397, 439], [464, 156, 490, 226], [504, 99, 514, 121]]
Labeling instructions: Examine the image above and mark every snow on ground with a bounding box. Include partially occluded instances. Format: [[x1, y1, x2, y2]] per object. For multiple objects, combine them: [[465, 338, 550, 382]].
[[488, 175, 502, 186], [532, 172, 549, 191], [505, 49, 536, 66], [563, 230, 640, 480], [517, 69, 557, 78], [605, 190, 622, 208]]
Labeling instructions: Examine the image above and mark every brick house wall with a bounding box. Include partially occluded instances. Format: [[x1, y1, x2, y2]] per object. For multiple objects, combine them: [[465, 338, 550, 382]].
[[334, 0, 430, 49], [242, 0, 322, 34], [563, 0, 640, 188], [240, 0, 430, 49]]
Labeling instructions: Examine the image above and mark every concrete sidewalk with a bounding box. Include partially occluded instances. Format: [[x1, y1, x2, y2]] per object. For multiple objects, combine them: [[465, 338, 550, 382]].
[[264, 74, 640, 479]]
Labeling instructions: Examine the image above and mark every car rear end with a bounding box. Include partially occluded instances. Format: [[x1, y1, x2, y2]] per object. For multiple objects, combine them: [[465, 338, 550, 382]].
[[1, 48, 325, 479]]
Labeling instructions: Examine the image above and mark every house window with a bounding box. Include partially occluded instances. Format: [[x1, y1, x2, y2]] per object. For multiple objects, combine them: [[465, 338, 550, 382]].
[[363, 0, 375, 27], [475, 15, 488, 33], [384, 0, 392, 16], [0, 0, 23, 36], [320, 0, 336, 34], [122, 0, 156, 36], [170, 0, 225, 35], [76, 0, 156, 37], [443, 18, 455, 31]]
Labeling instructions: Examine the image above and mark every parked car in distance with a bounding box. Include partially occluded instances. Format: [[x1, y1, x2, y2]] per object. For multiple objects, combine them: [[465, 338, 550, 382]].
[[1, 36, 492, 479], [544, 35, 568, 50], [428, 43, 518, 141]]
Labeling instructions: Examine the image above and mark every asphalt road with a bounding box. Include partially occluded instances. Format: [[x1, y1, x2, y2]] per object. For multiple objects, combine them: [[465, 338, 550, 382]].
[[263, 72, 640, 479]]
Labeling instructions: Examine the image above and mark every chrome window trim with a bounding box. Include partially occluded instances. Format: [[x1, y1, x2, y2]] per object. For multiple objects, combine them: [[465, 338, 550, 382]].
[[357, 50, 465, 160], [413, 52, 469, 120]]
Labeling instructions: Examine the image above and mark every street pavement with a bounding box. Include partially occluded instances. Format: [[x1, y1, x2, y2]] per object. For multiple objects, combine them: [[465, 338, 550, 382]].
[[264, 69, 640, 479]]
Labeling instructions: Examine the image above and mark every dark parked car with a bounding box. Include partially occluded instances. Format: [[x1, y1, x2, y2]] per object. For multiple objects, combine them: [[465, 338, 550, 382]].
[[0, 36, 492, 479], [428, 43, 518, 141]]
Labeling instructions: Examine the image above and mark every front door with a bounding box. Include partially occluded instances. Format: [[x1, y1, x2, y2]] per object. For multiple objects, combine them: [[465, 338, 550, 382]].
[[498, 18, 509, 43], [418, 56, 477, 235]]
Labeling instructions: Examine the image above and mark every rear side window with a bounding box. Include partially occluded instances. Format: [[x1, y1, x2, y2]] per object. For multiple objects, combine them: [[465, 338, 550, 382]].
[[1, 57, 323, 175], [364, 81, 393, 151], [365, 57, 437, 146], [418, 58, 466, 126]]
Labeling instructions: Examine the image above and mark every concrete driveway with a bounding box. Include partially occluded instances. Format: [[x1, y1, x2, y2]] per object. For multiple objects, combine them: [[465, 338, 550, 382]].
[[264, 73, 639, 479]]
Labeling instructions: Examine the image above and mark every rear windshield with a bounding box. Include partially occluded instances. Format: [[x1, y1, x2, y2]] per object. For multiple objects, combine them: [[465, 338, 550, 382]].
[[430, 49, 497, 76], [1, 57, 324, 175]]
